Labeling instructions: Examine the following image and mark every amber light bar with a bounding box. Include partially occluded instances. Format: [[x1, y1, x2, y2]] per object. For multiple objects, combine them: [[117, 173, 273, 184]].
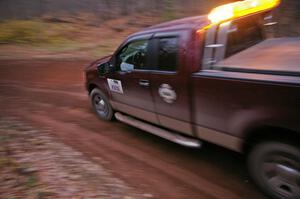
[[208, 0, 281, 24]]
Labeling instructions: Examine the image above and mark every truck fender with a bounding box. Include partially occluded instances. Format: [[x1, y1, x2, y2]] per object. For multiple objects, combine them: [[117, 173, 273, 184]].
[[87, 79, 110, 100], [228, 108, 300, 152]]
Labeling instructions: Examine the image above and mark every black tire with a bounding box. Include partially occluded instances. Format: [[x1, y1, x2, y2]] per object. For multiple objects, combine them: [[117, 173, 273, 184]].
[[248, 141, 300, 199], [90, 88, 114, 121]]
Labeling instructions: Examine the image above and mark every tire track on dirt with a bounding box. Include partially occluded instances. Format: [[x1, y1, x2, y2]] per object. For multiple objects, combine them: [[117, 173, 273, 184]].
[[0, 60, 267, 199], [23, 111, 243, 199]]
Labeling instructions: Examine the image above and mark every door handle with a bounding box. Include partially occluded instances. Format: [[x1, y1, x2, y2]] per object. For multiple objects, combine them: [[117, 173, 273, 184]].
[[139, 79, 150, 87]]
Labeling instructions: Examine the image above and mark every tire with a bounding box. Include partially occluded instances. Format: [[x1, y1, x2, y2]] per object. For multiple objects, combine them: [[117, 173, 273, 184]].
[[248, 141, 300, 199], [90, 88, 114, 121]]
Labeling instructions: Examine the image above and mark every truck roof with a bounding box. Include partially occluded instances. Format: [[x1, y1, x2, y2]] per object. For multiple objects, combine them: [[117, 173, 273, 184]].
[[130, 15, 209, 37], [212, 38, 300, 77]]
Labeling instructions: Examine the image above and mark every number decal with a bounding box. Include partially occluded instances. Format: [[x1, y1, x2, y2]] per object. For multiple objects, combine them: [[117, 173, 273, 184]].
[[107, 78, 124, 94]]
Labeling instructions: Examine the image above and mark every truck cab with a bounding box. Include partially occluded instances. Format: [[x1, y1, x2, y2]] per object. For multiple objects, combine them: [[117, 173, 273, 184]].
[[85, 1, 300, 198]]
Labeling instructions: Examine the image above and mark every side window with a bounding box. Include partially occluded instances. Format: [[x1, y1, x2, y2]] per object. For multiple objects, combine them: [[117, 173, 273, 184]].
[[202, 14, 265, 69], [116, 40, 148, 71], [225, 15, 264, 58], [157, 37, 179, 71]]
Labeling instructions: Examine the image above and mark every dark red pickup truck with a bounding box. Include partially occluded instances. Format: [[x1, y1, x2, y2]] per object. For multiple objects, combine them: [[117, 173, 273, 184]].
[[85, 0, 300, 198]]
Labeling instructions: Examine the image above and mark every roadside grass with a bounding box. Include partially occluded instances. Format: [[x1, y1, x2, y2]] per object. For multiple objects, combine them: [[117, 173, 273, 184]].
[[0, 18, 129, 58], [0, 10, 299, 60], [0, 15, 161, 59], [0, 20, 78, 49]]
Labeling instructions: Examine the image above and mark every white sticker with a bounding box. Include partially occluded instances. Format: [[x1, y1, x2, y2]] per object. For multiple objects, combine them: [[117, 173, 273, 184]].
[[107, 78, 124, 94], [158, 84, 177, 104]]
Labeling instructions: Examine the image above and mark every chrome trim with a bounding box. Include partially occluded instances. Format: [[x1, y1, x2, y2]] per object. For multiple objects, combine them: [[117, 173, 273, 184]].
[[139, 79, 150, 87], [264, 22, 278, 26], [205, 44, 224, 48], [264, 15, 273, 21], [115, 112, 202, 148], [202, 25, 218, 69], [215, 21, 231, 63]]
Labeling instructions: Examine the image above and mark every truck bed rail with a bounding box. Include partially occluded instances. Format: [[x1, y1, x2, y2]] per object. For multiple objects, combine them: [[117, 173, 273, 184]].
[[212, 38, 300, 77]]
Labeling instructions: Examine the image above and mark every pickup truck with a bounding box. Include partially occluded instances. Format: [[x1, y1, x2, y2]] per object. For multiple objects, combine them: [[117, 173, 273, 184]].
[[85, 0, 300, 198]]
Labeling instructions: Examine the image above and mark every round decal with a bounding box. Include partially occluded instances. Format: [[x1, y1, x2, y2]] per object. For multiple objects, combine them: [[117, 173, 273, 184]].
[[158, 84, 177, 104]]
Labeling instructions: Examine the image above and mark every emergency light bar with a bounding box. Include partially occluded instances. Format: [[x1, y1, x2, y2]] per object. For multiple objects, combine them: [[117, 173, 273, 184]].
[[208, 0, 281, 24]]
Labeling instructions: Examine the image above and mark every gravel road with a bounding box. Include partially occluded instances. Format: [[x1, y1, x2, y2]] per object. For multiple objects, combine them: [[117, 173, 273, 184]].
[[0, 59, 268, 199]]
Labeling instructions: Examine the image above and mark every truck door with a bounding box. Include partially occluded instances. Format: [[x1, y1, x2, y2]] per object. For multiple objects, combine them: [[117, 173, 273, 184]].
[[108, 35, 158, 124], [149, 32, 193, 136]]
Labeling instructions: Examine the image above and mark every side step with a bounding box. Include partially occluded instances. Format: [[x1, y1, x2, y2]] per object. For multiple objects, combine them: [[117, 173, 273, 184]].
[[115, 112, 202, 148]]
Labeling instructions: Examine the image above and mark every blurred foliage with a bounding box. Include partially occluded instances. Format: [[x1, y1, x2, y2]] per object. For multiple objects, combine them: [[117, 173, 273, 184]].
[[0, 0, 298, 57], [0, 20, 74, 45], [0, 20, 44, 44], [163, 0, 177, 20]]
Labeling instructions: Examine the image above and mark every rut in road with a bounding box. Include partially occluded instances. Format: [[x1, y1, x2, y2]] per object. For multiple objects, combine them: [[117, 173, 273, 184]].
[[0, 60, 267, 199]]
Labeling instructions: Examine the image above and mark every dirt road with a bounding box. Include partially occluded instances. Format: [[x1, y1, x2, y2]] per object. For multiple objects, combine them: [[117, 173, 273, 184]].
[[0, 59, 268, 199]]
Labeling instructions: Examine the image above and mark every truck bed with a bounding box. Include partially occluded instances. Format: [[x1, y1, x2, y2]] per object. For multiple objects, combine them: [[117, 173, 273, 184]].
[[212, 38, 300, 76]]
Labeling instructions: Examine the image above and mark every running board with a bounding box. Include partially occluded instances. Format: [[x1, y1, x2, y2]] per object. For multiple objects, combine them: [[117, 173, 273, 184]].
[[115, 112, 202, 148]]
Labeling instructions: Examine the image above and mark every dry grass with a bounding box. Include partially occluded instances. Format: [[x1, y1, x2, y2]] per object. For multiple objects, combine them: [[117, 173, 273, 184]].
[[0, 20, 75, 45], [0, 15, 162, 59]]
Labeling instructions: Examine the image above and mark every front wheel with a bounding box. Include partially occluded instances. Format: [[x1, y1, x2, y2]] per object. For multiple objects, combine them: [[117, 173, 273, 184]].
[[90, 88, 114, 121], [248, 141, 300, 199]]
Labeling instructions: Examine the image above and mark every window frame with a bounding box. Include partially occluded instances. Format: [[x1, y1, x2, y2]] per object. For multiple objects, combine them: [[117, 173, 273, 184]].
[[112, 34, 153, 72], [150, 32, 180, 74], [224, 15, 265, 58], [201, 13, 267, 70]]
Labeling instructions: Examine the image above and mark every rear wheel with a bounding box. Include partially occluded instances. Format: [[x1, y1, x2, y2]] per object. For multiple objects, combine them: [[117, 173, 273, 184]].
[[90, 88, 114, 121], [248, 141, 300, 199]]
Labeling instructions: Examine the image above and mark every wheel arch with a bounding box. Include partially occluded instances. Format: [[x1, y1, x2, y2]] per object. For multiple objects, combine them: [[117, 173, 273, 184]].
[[87, 82, 110, 98], [88, 83, 98, 95], [242, 125, 300, 154]]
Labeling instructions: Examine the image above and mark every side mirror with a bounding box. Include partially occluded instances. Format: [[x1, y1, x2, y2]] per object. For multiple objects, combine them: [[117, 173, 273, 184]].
[[120, 62, 134, 72], [97, 62, 115, 76]]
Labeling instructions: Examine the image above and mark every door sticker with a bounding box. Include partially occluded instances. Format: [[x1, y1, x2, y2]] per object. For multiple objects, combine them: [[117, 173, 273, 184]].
[[107, 78, 124, 94], [158, 84, 177, 104]]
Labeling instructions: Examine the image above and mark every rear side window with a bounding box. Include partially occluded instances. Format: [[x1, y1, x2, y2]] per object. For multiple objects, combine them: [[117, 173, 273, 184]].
[[226, 15, 264, 58], [157, 37, 179, 71]]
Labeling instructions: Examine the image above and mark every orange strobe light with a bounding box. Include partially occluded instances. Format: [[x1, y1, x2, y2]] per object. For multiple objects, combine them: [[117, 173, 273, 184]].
[[208, 0, 281, 24]]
